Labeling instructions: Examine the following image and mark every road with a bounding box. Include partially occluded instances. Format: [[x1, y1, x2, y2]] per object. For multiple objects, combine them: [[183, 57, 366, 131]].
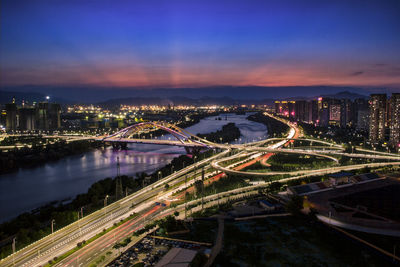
[[2, 113, 400, 267], [0, 149, 229, 267]]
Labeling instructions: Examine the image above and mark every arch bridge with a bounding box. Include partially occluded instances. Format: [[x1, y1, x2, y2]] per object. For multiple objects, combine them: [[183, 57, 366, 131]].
[[100, 121, 218, 152]]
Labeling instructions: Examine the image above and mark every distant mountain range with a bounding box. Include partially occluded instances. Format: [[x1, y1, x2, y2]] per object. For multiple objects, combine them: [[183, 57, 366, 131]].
[[98, 91, 368, 107], [283, 91, 368, 101], [0, 86, 370, 106], [98, 96, 275, 107]]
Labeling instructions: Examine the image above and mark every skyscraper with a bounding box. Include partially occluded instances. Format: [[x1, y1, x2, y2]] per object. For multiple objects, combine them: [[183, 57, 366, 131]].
[[369, 94, 387, 143], [19, 107, 36, 131], [5, 102, 17, 132], [340, 99, 353, 128], [389, 93, 400, 148], [49, 104, 61, 130], [354, 98, 369, 131], [329, 103, 341, 125], [37, 102, 49, 130]]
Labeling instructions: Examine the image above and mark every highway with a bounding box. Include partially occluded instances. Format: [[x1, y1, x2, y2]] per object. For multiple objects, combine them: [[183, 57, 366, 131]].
[[1, 113, 400, 266], [0, 149, 229, 267]]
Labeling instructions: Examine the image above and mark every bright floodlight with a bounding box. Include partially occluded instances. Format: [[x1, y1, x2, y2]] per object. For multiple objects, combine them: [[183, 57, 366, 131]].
[[46, 96, 50, 100]]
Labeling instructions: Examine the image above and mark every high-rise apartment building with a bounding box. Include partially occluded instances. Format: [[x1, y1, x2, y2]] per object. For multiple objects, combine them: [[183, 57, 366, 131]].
[[340, 99, 353, 127], [4, 98, 61, 132], [389, 93, 400, 147], [369, 94, 387, 143], [5, 102, 18, 131], [353, 98, 369, 131], [49, 103, 61, 130], [19, 107, 36, 131]]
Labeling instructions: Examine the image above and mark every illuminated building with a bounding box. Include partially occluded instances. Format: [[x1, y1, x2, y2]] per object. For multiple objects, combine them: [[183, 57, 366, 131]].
[[389, 93, 400, 147], [369, 94, 387, 143], [329, 104, 341, 125], [354, 98, 369, 131], [274, 101, 289, 116], [19, 107, 36, 131], [5, 101, 17, 131]]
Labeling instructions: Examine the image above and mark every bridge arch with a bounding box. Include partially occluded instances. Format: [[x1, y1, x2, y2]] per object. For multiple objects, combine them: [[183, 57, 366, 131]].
[[102, 121, 215, 148]]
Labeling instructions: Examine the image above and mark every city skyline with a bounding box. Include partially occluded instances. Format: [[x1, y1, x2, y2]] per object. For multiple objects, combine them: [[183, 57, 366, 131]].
[[1, 1, 400, 266], [1, 0, 400, 91]]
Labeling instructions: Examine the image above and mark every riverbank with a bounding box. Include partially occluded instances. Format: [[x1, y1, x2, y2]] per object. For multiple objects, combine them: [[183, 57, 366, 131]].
[[247, 112, 289, 138], [0, 149, 212, 259], [0, 112, 221, 175], [197, 123, 241, 143], [0, 140, 102, 174], [0, 121, 242, 259]]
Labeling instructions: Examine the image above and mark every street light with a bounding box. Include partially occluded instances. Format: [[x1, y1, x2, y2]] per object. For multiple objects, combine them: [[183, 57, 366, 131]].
[[158, 171, 162, 181], [51, 219, 55, 235], [51, 219, 56, 246], [104, 195, 109, 215], [12, 237, 16, 266]]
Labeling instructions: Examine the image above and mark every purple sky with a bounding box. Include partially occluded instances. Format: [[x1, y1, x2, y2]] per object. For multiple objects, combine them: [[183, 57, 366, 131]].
[[1, 0, 400, 93]]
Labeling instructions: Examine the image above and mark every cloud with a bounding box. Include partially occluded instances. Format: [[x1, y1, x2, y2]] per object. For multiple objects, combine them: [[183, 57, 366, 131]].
[[350, 71, 364, 76]]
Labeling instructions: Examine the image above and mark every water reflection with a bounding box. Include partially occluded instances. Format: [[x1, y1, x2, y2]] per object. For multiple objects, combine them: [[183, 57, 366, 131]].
[[0, 113, 267, 222]]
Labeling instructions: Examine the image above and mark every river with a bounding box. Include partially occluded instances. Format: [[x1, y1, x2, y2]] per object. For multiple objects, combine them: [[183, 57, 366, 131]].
[[0, 113, 267, 222]]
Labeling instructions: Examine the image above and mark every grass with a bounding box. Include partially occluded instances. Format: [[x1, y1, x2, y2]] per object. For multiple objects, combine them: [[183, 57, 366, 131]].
[[242, 153, 336, 173]]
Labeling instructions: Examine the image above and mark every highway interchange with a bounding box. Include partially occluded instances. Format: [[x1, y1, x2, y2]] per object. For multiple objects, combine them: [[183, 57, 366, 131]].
[[1, 113, 400, 267]]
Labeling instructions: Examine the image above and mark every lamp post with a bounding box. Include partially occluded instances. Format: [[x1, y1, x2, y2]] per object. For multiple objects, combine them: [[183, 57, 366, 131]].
[[104, 195, 109, 215], [51, 219, 55, 246], [12, 237, 16, 266], [158, 171, 162, 181], [78, 212, 82, 236]]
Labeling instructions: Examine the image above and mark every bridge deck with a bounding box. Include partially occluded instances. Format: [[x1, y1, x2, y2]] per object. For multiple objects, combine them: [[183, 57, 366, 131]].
[[99, 137, 208, 147]]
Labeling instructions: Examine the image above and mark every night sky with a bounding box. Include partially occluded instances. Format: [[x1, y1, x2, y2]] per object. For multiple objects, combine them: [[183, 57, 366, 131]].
[[1, 0, 400, 92]]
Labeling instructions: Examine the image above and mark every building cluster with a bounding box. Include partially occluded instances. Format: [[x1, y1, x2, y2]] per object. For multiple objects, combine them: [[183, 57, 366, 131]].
[[275, 93, 400, 148], [3, 98, 61, 132], [274, 97, 369, 129], [369, 93, 400, 147]]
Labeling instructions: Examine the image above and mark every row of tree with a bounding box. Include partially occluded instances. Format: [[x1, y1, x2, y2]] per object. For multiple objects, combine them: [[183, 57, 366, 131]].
[[197, 123, 241, 143], [247, 112, 289, 137], [0, 148, 211, 259], [0, 140, 102, 174]]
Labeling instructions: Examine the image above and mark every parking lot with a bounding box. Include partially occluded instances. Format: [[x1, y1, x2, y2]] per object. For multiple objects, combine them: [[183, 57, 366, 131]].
[[107, 234, 205, 266]]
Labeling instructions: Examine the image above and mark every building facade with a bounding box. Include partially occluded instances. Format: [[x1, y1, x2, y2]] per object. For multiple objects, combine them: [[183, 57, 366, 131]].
[[369, 94, 387, 143], [389, 93, 400, 148]]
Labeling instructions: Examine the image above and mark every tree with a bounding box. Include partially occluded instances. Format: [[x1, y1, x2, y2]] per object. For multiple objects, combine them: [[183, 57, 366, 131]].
[[164, 183, 170, 190], [269, 182, 283, 192], [194, 180, 203, 197], [285, 195, 304, 216]]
